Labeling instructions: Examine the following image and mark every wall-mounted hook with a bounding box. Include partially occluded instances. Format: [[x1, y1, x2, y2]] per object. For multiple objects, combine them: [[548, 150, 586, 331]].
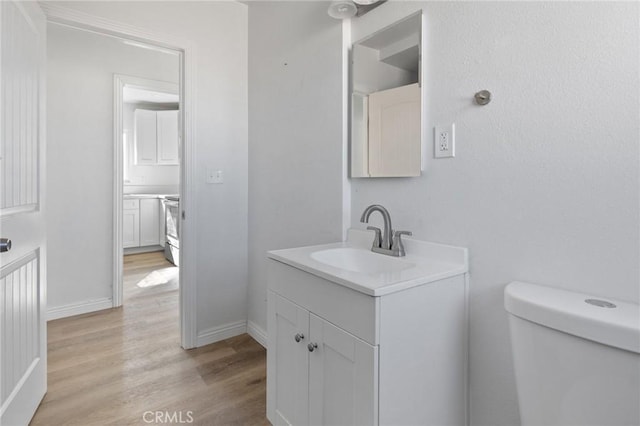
[[474, 90, 491, 105]]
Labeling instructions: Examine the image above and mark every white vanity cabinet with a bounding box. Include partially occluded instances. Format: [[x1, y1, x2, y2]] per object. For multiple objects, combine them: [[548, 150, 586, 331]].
[[267, 241, 468, 426], [269, 290, 377, 426]]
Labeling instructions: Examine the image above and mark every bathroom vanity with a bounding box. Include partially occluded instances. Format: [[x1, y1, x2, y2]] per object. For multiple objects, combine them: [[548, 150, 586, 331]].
[[266, 229, 469, 425]]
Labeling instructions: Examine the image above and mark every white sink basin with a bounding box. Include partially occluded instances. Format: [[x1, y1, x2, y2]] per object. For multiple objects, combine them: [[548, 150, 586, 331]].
[[311, 247, 415, 274], [267, 229, 469, 296]]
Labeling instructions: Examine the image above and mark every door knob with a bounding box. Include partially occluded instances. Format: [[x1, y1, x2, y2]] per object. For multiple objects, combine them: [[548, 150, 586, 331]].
[[294, 333, 304, 343], [0, 238, 11, 253], [307, 342, 318, 352]]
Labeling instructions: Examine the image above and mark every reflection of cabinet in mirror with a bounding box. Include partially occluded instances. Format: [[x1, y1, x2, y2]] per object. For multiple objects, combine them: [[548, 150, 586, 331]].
[[134, 109, 179, 165], [368, 83, 421, 177], [350, 11, 423, 178]]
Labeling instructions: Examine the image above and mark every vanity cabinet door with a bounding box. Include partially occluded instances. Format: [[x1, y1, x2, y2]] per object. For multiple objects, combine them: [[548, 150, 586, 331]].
[[308, 313, 378, 426], [267, 292, 310, 426]]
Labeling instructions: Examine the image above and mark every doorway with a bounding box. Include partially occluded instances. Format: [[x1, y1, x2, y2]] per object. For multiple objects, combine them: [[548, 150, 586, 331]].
[[114, 73, 181, 313], [44, 17, 196, 348]]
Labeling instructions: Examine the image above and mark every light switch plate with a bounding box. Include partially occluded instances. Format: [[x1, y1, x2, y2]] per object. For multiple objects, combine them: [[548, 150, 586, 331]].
[[206, 169, 224, 184], [434, 123, 455, 158]]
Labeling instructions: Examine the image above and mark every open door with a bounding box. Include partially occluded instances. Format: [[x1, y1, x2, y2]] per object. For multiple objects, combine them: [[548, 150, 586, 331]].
[[0, 1, 48, 424]]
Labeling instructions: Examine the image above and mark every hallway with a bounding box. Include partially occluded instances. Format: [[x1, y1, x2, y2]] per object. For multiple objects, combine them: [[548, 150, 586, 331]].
[[31, 252, 268, 425]]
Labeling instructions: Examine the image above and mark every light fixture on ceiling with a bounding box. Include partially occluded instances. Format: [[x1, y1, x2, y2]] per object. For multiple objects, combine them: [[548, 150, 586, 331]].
[[327, 0, 357, 20], [327, 0, 387, 20]]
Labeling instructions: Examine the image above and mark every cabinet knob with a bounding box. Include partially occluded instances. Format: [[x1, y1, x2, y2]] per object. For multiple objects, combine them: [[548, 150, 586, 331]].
[[307, 342, 318, 352], [294, 333, 305, 343]]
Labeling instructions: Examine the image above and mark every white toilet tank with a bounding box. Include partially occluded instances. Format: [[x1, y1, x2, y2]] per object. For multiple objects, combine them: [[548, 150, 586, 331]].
[[505, 281, 640, 426]]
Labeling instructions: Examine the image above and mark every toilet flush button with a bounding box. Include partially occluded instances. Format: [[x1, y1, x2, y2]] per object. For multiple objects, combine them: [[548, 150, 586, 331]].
[[585, 299, 616, 308]]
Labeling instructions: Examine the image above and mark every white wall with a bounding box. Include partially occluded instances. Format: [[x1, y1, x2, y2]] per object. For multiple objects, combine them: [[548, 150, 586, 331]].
[[247, 1, 345, 336], [47, 22, 179, 311], [349, 2, 639, 425], [47, 1, 249, 340]]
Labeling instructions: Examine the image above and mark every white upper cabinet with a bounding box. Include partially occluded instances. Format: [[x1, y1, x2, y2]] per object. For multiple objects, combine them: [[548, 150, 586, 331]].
[[156, 110, 179, 165], [134, 109, 158, 165], [134, 109, 179, 166]]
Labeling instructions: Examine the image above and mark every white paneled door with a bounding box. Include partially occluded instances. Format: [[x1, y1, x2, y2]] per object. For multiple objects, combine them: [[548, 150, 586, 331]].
[[0, 1, 48, 425]]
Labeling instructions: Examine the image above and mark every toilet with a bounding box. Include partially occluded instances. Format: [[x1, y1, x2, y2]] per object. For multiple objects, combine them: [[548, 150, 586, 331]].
[[505, 281, 640, 426]]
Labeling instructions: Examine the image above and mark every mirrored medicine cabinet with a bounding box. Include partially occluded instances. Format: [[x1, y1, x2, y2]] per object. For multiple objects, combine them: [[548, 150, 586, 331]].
[[350, 11, 423, 178]]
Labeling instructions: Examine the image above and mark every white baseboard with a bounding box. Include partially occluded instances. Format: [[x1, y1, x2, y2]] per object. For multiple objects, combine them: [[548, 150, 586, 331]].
[[196, 320, 247, 348], [48, 298, 113, 321], [247, 320, 267, 348], [123, 245, 163, 255]]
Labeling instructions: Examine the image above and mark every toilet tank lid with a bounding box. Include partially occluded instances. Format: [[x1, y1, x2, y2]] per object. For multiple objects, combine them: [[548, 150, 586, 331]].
[[505, 281, 640, 354]]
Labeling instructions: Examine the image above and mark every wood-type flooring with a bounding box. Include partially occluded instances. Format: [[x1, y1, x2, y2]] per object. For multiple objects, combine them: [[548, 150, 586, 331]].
[[30, 252, 268, 426]]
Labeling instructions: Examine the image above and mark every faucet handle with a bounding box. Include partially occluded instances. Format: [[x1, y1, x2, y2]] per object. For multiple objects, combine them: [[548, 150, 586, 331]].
[[366, 226, 382, 248], [394, 230, 412, 238], [391, 230, 412, 257]]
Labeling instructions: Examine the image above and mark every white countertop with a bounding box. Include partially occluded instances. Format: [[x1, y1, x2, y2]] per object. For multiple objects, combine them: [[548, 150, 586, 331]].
[[267, 229, 468, 296], [124, 193, 179, 199]]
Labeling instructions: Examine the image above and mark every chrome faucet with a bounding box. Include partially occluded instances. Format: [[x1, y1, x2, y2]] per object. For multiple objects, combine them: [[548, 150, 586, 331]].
[[360, 204, 412, 257]]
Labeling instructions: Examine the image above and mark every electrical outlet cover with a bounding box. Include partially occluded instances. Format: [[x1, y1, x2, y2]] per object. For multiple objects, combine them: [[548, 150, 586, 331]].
[[434, 124, 455, 158]]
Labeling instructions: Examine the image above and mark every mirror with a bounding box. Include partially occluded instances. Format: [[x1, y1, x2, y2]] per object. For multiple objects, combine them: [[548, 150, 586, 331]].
[[350, 11, 423, 178]]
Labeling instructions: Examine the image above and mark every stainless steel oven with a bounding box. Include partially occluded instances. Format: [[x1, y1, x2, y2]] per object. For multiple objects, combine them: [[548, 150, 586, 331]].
[[164, 196, 179, 266]]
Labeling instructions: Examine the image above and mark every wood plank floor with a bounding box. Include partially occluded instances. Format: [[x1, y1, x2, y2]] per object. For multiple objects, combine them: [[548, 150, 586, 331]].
[[31, 252, 268, 426]]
